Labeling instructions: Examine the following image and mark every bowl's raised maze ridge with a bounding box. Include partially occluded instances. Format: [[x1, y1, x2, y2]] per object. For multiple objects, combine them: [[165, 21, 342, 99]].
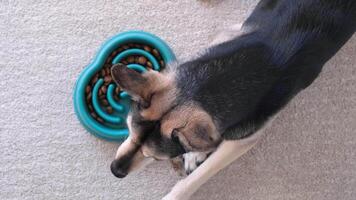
[[73, 31, 176, 141]]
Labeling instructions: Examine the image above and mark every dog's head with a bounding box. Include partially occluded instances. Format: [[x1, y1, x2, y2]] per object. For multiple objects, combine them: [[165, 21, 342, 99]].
[[110, 64, 221, 178]]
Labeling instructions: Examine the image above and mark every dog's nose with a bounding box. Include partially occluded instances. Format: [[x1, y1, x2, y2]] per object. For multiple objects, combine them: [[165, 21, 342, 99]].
[[110, 160, 128, 178]]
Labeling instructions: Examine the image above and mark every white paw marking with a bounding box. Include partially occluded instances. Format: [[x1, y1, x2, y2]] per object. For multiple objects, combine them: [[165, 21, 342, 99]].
[[183, 152, 208, 175]]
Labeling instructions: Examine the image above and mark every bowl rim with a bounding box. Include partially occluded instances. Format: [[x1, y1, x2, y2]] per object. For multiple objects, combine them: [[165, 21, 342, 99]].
[[73, 30, 176, 141]]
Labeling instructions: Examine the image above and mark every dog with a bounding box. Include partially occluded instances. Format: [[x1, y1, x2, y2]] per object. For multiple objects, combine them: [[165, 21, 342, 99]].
[[110, 0, 356, 199]]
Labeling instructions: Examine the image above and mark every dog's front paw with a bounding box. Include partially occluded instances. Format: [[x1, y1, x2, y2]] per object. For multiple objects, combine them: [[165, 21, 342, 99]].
[[183, 152, 208, 175]]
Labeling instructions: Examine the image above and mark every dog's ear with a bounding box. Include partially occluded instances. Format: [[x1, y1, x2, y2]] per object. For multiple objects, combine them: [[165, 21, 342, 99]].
[[172, 119, 221, 152], [111, 63, 164, 106]]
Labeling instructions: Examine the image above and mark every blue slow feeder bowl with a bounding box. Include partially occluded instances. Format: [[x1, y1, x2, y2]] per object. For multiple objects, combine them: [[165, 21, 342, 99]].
[[73, 31, 176, 141]]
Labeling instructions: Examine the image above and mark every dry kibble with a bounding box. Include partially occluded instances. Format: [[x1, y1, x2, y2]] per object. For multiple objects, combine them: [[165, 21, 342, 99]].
[[86, 92, 92, 102], [121, 60, 128, 65], [101, 99, 109, 106], [114, 96, 120, 102], [105, 67, 111, 75], [152, 49, 160, 58], [115, 87, 120, 95], [104, 76, 112, 83], [147, 61, 153, 69], [127, 56, 135, 63], [85, 85, 91, 94], [143, 45, 152, 52], [107, 57, 113, 64], [97, 117, 104, 123], [123, 45, 129, 49], [106, 106, 113, 114], [88, 104, 93, 111], [98, 89, 103, 96], [91, 75, 98, 85], [138, 56, 147, 65], [99, 95, 106, 101], [99, 95, 106, 100], [91, 112, 97, 119], [160, 60, 165, 67], [101, 86, 107, 94], [100, 69, 106, 77]]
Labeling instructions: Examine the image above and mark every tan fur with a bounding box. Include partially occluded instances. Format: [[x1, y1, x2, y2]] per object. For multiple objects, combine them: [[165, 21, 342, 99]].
[[114, 135, 153, 173], [162, 125, 266, 200], [163, 116, 277, 200], [140, 71, 178, 120], [161, 103, 221, 151], [170, 156, 185, 176]]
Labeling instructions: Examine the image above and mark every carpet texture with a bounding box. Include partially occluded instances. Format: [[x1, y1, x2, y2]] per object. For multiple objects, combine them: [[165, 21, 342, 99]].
[[1, 0, 355, 199]]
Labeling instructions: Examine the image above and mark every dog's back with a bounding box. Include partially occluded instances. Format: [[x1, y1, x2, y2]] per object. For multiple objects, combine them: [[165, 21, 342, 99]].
[[175, 0, 356, 139]]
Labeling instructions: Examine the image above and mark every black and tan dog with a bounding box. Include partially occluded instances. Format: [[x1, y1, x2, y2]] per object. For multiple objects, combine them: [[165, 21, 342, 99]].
[[110, 0, 356, 199]]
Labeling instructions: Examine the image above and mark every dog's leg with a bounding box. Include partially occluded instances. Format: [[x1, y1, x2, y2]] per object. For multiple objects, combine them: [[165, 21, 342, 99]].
[[162, 131, 262, 200]]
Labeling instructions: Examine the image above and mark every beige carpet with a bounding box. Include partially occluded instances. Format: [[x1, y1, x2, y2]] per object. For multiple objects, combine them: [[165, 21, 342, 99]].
[[1, 0, 355, 199]]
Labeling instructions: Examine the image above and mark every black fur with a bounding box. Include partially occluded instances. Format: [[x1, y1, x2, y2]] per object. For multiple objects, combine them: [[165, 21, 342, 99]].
[[175, 0, 356, 139], [130, 103, 186, 158]]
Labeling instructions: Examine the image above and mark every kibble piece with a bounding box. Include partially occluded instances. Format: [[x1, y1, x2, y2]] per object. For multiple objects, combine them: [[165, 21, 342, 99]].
[[98, 89, 103, 96], [114, 96, 120, 102], [86, 92, 92, 102], [104, 76, 112, 83], [101, 86, 107, 94], [143, 45, 152, 52], [91, 74, 99, 85], [115, 87, 120, 95], [147, 61, 153, 69], [91, 112, 98, 119], [105, 67, 111, 75], [88, 104, 93, 111], [100, 69, 106, 77], [123, 45, 129, 49], [121, 60, 128, 65], [160, 60, 165, 68], [106, 54, 113, 63], [101, 99, 109, 106], [138, 56, 147, 65], [152, 49, 160, 58], [127, 56, 135, 63], [99, 95, 106, 101], [106, 106, 113, 114], [97, 117, 104, 123], [86, 85, 91, 94], [99, 95, 106, 100]]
